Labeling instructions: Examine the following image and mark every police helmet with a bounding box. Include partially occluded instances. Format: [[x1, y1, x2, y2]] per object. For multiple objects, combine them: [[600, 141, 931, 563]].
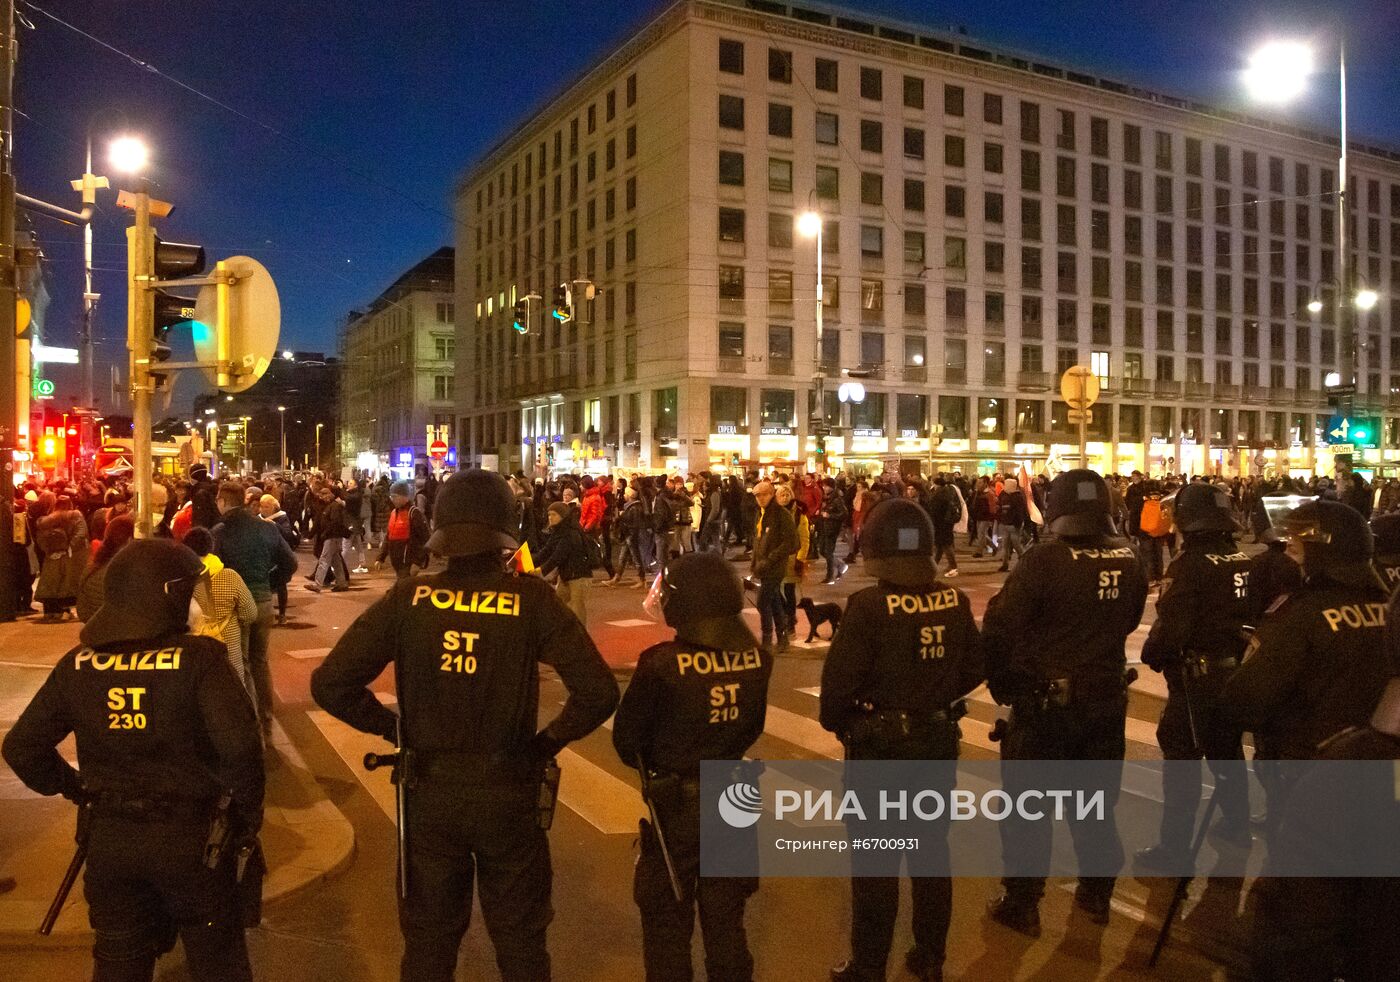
[[861, 497, 937, 587], [1276, 499, 1373, 582], [80, 539, 205, 649], [657, 552, 758, 651], [1371, 513, 1400, 559], [1172, 482, 1237, 535], [425, 469, 519, 557], [1044, 469, 1111, 537]]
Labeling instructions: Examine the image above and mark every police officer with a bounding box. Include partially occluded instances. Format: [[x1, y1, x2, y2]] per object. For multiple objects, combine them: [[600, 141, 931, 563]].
[[2, 539, 265, 982], [311, 470, 618, 982], [820, 498, 984, 982], [1245, 520, 1303, 625], [1223, 500, 1392, 813], [613, 550, 771, 981], [1371, 511, 1400, 595], [1136, 483, 1253, 870], [982, 469, 1148, 935]]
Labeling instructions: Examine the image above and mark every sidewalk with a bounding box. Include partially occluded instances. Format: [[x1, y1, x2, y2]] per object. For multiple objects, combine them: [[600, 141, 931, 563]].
[[0, 617, 355, 947]]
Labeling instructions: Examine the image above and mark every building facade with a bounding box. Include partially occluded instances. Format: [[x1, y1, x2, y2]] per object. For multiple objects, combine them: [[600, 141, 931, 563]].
[[339, 247, 458, 477], [192, 351, 340, 473], [456, 0, 1400, 479]]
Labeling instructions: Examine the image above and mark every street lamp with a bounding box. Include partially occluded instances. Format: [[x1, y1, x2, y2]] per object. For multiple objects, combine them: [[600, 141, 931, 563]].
[[239, 415, 251, 472], [1242, 41, 1314, 104], [277, 405, 287, 473], [315, 422, 324, 473], [106, 134, 150, 175], [797, 207, 827, 468], [1356, 288, 1379, 311]]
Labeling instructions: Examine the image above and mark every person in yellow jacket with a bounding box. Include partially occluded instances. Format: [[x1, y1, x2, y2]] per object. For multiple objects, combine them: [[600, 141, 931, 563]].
[[775, 483, 811, 640]]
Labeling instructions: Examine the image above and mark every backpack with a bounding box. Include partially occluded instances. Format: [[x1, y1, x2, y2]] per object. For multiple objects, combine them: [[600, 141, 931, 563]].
[[937, 486, 962, 525], [1140, 495, 1173, 538]]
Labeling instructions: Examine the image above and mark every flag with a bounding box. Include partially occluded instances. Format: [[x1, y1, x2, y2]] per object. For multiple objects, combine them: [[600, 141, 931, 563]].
[[509, 542, 535, 573], [1020, 464, 1044, 526]]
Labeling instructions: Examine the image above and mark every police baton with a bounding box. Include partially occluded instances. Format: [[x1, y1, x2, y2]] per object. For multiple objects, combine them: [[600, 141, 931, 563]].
[[636, 754, 684, 903], [39, 799, 92, 936], [1148, 783, 1221, 967], [364, 717, 410, 900]]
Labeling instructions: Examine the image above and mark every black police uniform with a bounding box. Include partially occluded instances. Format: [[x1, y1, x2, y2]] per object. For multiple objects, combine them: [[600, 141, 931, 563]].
[[311, 471, 619, 982], [1370, 513, 1400, 595], [983, 471, 1148, 926], [820, 498, 985, 982], [1140, 530, 1253, 859], [1245, 540, 1303, 624], [614, 550, 771, 982], [613, 641, 770, 980], [1249, 678, 1400, 982], [2, 539, 264, 982]]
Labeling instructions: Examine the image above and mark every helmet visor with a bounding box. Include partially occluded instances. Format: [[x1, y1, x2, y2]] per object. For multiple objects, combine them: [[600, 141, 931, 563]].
[[1263, 495, 1328, 543]]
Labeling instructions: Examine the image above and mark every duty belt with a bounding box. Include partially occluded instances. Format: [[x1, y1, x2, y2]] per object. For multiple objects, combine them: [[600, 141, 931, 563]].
[[92, 792, 217, 823], [415, 749, 536, 785], [846, 700, 968, 744], [1183, 653, 1240, 679], [1032, 668, 1138, 710]]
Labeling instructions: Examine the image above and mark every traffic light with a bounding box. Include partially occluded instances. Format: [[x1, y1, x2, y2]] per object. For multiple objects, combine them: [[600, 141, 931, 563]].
[[149, 236, 206, 364], [512, 298, 530, 334], [551, 284, 571, 323]]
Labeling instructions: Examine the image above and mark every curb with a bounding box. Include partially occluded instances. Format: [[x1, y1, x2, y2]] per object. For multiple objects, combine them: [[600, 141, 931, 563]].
[[0, 718, 356, 948]]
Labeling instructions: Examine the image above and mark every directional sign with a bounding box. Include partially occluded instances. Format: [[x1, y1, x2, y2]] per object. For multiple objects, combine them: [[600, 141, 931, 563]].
[[1325, 415, 1379, 449]]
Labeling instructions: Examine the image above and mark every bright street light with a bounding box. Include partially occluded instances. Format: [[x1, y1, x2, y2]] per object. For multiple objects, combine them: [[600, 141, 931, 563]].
[[282, 350, 294, 360], [1243, 41, 1314, 104], [1356, 288, 1379, 310], [1307, 297, 1324, 314], [107, 135, 150, 175], [796, 211, 822, 238], [1325, 371, 1342, 387]]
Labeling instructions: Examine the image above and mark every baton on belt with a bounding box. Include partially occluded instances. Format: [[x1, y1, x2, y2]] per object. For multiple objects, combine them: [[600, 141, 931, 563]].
[[364, 717, 411, 900], [39, 800, 92, 936], [637, 753, 684, 903]]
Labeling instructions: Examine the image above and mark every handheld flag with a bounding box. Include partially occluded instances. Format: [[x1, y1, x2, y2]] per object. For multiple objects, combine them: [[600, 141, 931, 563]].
[[1020, 464, 1044, 526], [509, 542, 536, 574]]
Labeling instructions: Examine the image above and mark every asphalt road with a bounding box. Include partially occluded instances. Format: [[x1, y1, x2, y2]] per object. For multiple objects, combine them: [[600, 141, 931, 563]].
[[0, 536, 1250, 981]]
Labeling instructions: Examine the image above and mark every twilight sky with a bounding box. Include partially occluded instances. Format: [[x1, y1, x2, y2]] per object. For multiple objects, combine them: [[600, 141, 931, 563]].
[[13, 0, 1400, 409]]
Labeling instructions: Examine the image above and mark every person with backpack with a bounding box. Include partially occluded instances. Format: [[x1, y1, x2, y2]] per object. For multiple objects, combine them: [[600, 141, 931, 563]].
[[536, 501, 594, 623], [817, 477, 849, 584], [258, 494, 298, 625], [930, 474, 962, 577], [1136, 480, 1172, 583], [185, 527, 260, 712], [374, 480, 429, 581]]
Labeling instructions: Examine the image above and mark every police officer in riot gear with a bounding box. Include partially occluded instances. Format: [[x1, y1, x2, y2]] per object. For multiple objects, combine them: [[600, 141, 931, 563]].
[[820, 498, 984, 982], [311, 469, 619, 982], [1136, 483, 1253, 869], [3, 539, 265, 982], [614, 550, 771, 981], [1246, 516, 1303, 624], [982, 469, 1148, 935], [1224, 499, 1392, 809], [1370, 512, 1400, 595]]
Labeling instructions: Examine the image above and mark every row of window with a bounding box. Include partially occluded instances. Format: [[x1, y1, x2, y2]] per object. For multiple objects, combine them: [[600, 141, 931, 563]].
[[715, 36, 1400, 215]]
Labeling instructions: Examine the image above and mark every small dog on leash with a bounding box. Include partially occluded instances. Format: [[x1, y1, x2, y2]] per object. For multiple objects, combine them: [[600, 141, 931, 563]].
[[797, 597, 842, 643]]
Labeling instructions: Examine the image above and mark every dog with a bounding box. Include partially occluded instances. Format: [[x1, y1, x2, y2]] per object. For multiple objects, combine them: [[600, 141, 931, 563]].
[[797, 597, 843, 643]]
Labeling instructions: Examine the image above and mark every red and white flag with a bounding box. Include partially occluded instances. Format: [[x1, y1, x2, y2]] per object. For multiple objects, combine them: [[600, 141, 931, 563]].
[[1020, 464, 1044, 526]]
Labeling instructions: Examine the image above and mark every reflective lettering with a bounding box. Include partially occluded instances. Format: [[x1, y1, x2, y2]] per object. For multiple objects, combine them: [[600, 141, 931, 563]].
[[1321, 603, 1387, 632], [675, 648, 762, 675], [75, 648, 180, 671], [884, 589, 959, 616], [410, 588, 521, 616]]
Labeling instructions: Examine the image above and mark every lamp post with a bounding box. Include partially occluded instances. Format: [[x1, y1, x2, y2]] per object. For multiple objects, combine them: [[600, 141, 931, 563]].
[[239, 415, 251, 472], [797, 208, 827, 469], [315, 421, 324, 473], [278, 405, 287, 473], [1244, 39, 1360, 471]]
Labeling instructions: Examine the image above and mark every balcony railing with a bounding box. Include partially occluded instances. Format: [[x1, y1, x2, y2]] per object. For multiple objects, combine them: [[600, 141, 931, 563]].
[[717, 356, 746, 375], [1154, 379, 1183, 398], [944, 366, 967, 385], [903, 364, 927, 384], [1185, 381, 1213, 400], [769, 358, 793, 376], [1017, 371, 1052, 391], [1121, 377, 1152, 398], [1242, 385, 1267, 404], [1215, 383, 1240, 402]]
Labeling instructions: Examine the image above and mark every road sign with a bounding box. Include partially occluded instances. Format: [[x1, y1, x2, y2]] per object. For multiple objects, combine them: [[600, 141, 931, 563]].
[[1067, 409, 1090, 422], [1060, 366, 1100, 410], [193, 255, 281, 393], [33, 377, 54, 398], [1330, 443, 1354, 454], [1324, 415, 1378, 449], [429, 440, 449, 459]]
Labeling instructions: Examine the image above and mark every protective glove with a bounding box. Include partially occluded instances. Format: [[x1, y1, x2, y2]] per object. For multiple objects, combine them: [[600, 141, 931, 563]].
[[528, 730, 565, 762]]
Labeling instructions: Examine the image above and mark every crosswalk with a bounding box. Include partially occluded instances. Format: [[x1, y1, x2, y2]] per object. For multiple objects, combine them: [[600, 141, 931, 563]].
[[302, 666, 1171, 836]]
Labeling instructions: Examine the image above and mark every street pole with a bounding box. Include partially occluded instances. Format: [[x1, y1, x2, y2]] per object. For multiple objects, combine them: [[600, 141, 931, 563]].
[[127, 188, 155, 537], [79, 136, 99, 465], [279, 408, 287, 473], [813, 219, 826, 471], [315, 422, 322, 473], [1334, 41, 1354, 476], [1079, 413, 1088, 469], [0, 0, 17, 619]]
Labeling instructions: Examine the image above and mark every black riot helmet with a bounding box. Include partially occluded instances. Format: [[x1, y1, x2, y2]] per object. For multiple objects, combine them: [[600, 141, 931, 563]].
[[1371, 513, 1400, 559], [426, 469, 520, 557], [1274, 499, 1374, 585], [1171, 482, 1238, 535], [1044, 469, 1112, 538], [656, 551, 758, 652], [860, 497, 936, 587], [80, 539, 205, 649]]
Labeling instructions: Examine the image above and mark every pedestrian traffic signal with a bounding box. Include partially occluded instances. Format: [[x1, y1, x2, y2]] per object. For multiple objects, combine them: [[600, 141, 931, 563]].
[[552, 284, 571, 323], [149, 237, 205, 364], [512, 298, 530, 334]]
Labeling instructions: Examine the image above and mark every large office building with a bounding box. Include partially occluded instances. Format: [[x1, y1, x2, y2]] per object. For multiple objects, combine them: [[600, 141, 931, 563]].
[[455, 0, 1400, 478], [339, 247, 459, 477]]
